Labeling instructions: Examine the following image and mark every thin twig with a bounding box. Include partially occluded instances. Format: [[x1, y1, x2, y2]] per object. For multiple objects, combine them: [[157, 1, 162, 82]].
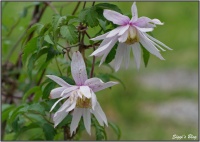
[[83, 1, 86, 9], [45, 2, 59, 14], [72, 2, 81, 15], [92, 1, 95, 6]]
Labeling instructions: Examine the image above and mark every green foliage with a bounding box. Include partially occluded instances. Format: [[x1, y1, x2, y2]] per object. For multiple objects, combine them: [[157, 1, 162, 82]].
[[105, 44, 117, 64], [43, 123, 57, 140], [92, 117, 107, 140], [141, 44, 150, 67], [108, 122, 121, 140], [22, 86, 42, 102], [60, 25, 78, 44], [79, 7, 99, 27]]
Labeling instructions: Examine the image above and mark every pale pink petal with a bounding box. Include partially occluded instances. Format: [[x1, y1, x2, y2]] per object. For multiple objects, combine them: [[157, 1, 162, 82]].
[[135, 26, 154, 32], [99, 37, 118, 65], [152, 19, 164, 25], [91, 91, 97, 109], [118, 30, 128, 43], [83, 108, 91, 135], [56, 99, 71, 113], [91, 109, 104, 126], [71, 51, 88, 86], [144, 33, 172, 50], [90, 39, 112, 57], [114, 43, 126, 71], [118, 25, 130, 36], [138, 31, 165, 60], [123, 46, 131, 69], [53, 111, 68, 127], [65, 101, 76, 112], [132, 43, 141, 70], [70, 108, 83, 136], [46, 75, 72, 87], [60, 86, 79, 97], [134, 17, 153, 28], [90, 32, 109, 41], [50, 87, 66, 99], [106, 26, 124, 38], [50, 96, 66, 112], [80, 86, 92, 98], [84, 77, 118, 92], [103, 9, 130, 25], [130, 2, 138, 23], [95, 102, 108, 126]]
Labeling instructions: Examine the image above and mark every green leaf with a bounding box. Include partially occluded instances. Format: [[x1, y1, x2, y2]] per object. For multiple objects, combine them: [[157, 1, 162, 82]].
[[52, 14, 66, 32], [108, 122, 121, 140], [95, 3, 122, 13], [28, 103, 45, 114], [105, 44, 117, 64], [60, 25, 78, 44], [79, 7, 99, 27], [141, 44, 150, 67], [43, 123, 56, 140], [27, 52, 37, 79], [8, 105, 27, 124], [22, 37, 38, 66], [22, 86, 40, 102], [2, 104, 16, 121], [42, 82, 56, 99], [92, 116, 107, 140]]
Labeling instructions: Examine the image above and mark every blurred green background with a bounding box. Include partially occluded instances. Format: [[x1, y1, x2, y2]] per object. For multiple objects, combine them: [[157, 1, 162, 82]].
[[2, 2, 198, 140]]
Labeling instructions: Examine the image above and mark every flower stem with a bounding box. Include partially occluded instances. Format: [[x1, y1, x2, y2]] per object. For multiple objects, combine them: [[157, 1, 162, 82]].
[[72, 2, 81, 15], [55, 57, 62, 76], [90, 46, 96, 78]]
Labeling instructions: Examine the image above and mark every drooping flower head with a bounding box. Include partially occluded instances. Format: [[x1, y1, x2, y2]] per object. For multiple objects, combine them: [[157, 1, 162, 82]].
[[47, 51, 118, 136], [90, 2, 172, 71]]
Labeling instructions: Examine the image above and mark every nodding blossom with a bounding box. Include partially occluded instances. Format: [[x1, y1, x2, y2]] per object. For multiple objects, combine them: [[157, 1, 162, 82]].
[[90, 2, 172, 71], [47, 51, 118, 135]]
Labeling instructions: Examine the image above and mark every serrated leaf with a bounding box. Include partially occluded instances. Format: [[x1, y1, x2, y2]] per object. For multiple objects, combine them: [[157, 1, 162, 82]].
[[141, 44, 150, 67], [108, 122, 121, 140], [105, 44, 117, 64], [43, 123, 56, 140], [60, 25, 78, 44], [79, 7, 99, 27], [52, 14, 66, 32]]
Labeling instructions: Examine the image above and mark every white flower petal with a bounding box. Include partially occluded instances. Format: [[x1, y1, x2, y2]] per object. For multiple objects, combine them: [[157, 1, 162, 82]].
[[53, 111, 68, 128], [106, 26, 124, 38], [84, 77, 118, 92], [132, 43, 141, 70], [118, 30, 128, 43], [103, 9, 130, 25], [46, 75, 72, 87], [124, 46, 131, 69], [56, 99, 71, 113], [80, 86, 92, 98], [118, 25, 130, 36], [90, 32, 109, 41], [70, 108, 83, 136], [114, 43, 126, 71], [135, 26, 154, 32], [95, 102, 108, 126], [91, 91, 97, 110], [130, 2, 138, 23], [138, 31, 165, 60], [71, 51, 88, 86], [60, 86, 79, 97], [83, 108, 91, 135], [66, 101, 76, 112], [92, 109, 104, 126], [50, 87, 66, 99], [152, 19, 164, 25], [50, 96, 66, 112], [145, 33, 172, 50], [90, 39, 113, 57]]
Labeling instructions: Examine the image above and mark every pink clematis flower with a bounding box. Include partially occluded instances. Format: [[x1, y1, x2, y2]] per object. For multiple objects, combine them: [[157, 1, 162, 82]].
[[90, 2, 172, 71], [47, 51, 118, 136]]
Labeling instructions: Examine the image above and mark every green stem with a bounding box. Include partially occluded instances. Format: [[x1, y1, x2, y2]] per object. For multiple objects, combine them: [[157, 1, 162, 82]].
[[55, 57, 62, 76]]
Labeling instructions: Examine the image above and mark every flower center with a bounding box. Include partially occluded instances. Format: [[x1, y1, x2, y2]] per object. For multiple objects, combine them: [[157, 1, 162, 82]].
[[125, 26, 139, 45], [76, 96, 91, 108]]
